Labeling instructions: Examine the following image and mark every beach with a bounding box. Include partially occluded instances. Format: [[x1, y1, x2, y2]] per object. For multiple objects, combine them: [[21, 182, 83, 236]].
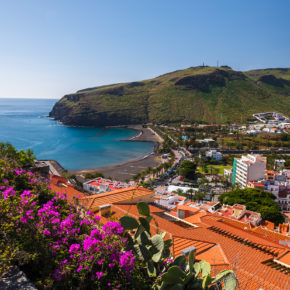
[[70, 125, 163, 181]]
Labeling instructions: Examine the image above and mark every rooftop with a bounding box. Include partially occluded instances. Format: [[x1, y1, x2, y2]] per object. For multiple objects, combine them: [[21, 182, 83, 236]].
[[106, 203, 290, 289], [78, 186, 154, 212]]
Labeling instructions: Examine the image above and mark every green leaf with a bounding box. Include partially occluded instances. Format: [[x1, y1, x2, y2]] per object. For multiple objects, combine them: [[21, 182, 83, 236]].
[[137, 201, 150, 216], [152, 251, 162, 263], [202, 275, 212, 289], [146, 215, 153, 223], [163, 248, 171, 259], [139, 216, 150, 232], [184, 272, 194, 285], [162, 265, 186, 285], [189, 250, 195, 273], [193, 262, 201, 277], [173, 255, 186, 267], [134, 224, 145, 240], [160, 231, 166, 239], [213, 270, 237, 290], [134, 244, 151, 261], [200, 260, 211, 277], [147, 260, 157, 277], [140, 231, 150, 245], [169, 284, 183, 290], [120, 215, 139, 230], [152, 234, 164, 252], [148, 245, 159, 256], [164, 239, 173, 248]]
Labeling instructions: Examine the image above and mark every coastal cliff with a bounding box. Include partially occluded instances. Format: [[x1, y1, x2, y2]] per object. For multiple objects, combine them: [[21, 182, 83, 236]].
[[49, 66, 290, 126]]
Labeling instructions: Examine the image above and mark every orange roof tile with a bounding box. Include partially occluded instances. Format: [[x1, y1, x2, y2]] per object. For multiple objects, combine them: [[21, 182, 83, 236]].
[[78, 186, 154, 212], [172, 236, 215, 257], [183, 212, 208, 225], [177, 205, 200, 213], [104, 203, 290, 289], [196, 244, 229, 266], [274, 251, 290, 267]]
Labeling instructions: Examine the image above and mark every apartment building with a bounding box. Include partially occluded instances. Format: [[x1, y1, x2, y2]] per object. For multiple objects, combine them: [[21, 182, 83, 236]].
[[205, 149, 222, 161], [232, 154, 266, 188]]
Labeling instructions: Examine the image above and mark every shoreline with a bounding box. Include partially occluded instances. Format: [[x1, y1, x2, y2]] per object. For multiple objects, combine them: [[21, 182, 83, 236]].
[[69, 125, 163, 181]]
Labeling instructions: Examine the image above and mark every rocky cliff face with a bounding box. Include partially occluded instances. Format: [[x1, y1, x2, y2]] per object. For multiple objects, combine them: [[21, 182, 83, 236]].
[[50, 66, 290, 126]]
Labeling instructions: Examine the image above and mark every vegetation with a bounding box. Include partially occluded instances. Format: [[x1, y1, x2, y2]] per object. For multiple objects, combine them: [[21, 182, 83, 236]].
[[218, 188, 284, 225], [50, 66, 290, 126], [217, 133, 290, 150], [0, 142, 35, 167], [197, 165, 231, 175], [119, 202, 237, 289], [178, 160, 196, 180], [84, 171, 104, 180], [1, 144, 237, 289]]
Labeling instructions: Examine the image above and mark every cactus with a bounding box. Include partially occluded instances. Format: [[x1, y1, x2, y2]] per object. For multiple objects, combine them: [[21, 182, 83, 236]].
[[120, 201, 173, 275], [120, 202, 237, 289]]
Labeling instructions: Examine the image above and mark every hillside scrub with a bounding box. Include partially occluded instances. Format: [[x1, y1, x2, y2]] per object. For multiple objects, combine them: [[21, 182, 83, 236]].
[[49, 66, 290, 126]]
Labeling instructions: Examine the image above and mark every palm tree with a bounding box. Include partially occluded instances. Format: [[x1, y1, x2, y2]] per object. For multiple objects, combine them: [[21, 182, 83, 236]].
[[174, 189, 184, 197], [186, 189, 194, 202]]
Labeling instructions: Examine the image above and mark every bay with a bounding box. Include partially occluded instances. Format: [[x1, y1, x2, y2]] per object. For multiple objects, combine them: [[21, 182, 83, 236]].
[[0, 98, 153, 171]]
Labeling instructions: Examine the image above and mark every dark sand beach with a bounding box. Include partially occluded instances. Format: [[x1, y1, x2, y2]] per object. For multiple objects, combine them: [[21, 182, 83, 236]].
[[70, 125, 163, 181]]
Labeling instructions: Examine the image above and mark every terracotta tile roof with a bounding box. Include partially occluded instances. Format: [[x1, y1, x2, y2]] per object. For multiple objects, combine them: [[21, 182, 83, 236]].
[[78, 186, 154, 212], [177, 205, 200, 213], [183, 212, 208, 225], [274, 251, 290, 267], [109, 204, 290, 289], [196, 244, 229, 266], [50, 184, 86, 203], [50, 174, 67, 185], [172, 236, 215, 258]]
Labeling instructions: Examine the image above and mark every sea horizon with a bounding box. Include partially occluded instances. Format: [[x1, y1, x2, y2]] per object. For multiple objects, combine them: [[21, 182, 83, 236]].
[[0, 98, 153, 171]]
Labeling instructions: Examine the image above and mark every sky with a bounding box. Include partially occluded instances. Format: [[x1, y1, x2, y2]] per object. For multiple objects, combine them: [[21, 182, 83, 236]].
[[0, 0, 290, 99]]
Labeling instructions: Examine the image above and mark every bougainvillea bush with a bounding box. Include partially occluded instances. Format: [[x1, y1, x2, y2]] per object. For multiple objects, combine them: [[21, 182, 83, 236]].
[[0, 156, 144, 289], [0, 145, 237, 289]]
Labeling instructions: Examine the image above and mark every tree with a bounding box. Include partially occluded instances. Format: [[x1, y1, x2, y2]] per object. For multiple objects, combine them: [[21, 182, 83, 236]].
[[218, 188, 284, 225], [178, 160, 196, 180], [186, 189, 194, 201]]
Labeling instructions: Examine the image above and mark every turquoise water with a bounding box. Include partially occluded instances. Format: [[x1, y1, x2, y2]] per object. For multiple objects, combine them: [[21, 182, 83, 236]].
[[0, 98, 153, 171]]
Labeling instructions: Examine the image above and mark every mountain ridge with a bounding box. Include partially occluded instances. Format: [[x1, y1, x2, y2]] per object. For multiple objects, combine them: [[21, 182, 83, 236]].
[[49, 66, 290, 126]]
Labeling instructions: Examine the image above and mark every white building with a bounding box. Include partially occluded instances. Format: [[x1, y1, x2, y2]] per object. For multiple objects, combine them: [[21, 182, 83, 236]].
[[154, 193, 186, 210], [205, 150, 222, 161], [83, 178, 131, 194], [232, 154, 267, 188]]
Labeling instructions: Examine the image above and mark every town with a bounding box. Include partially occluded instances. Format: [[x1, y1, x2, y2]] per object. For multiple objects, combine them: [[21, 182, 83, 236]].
[[35, 113, 290, 289]]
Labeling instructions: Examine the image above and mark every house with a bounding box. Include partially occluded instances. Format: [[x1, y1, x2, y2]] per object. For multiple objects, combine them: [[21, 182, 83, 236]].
[[83, 177, 131, 194], [154, 193, 186, 209], [205, 149, 222, 161]]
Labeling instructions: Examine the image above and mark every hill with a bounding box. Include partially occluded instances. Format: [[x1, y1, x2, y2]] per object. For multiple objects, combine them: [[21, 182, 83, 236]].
[[49, 66, 290, 126]]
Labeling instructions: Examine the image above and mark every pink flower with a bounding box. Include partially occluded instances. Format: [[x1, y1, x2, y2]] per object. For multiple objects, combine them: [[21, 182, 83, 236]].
[[43, 229, 51, 236], [69, 244, 81, 253], [96, 271, 103, 279], [83, 236, 98, 251], [2, 187, 15, 200], [76, 265, 83, 272]]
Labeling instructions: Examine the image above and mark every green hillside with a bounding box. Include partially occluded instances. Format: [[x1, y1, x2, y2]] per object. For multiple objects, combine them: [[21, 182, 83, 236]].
[[49, 66, 290, 126]]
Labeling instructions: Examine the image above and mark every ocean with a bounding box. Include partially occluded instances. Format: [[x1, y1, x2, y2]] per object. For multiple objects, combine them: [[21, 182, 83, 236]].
[[0, 98, 153, 171]]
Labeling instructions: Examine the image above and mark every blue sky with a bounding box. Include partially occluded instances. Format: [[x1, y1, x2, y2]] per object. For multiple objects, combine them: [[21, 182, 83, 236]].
[[0, 0, 290, 98]]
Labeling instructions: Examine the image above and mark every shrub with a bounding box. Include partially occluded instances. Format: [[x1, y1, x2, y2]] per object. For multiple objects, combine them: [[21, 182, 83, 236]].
[[0, 160, 138, 289]]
